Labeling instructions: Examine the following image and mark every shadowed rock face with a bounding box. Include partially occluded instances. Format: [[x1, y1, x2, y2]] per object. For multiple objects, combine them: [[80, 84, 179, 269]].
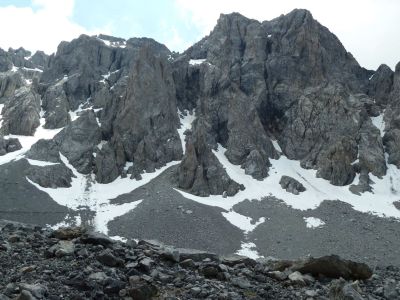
[[0, 9, 399, 197], [367, 64, 394, 107], [0, 86, 41, 136], [177, 118, 244, 196], [382, 63, 400, 167], [107, 43, 182, 179], [22, 35, 183, 183], [174, 9, 390, 192], [0, 137, 21, 156]]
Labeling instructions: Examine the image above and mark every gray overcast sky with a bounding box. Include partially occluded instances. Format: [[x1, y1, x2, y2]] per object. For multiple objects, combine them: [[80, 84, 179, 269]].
[[0, 0, 398, 70]]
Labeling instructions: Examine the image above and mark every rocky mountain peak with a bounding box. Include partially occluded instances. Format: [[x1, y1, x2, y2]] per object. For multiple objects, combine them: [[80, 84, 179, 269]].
[[215, 11, 257, 29], [281, 8, 314, 23], [2, 12, 400, 294], [0, 9, 400, 230]]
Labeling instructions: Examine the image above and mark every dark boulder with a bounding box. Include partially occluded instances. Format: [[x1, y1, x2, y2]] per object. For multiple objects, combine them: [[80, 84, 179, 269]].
[[0, 137, 22, 156], [292, 255, 373, 280], [279, 176, 306, 195]]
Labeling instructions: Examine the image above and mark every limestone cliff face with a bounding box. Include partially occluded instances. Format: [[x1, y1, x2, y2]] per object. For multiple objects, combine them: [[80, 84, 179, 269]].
[[0, 9, 399, 197]]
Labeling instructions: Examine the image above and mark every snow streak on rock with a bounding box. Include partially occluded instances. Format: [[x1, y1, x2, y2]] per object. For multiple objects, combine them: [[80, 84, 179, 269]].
[[303, 217, 325, 229]]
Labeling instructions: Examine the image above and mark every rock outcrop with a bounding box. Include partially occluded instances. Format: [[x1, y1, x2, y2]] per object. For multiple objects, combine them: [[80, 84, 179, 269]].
[[0, 137, 21, 156], [0, 86, 41, 136], [382, 63, 400, 168], [279, 176, 306, 195], [177, 120, 244, 196]]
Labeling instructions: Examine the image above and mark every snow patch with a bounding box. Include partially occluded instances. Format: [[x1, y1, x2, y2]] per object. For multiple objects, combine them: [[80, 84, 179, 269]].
[[69, 102, 100, 122], [55, 75, 69, 87], [189, 59, 206, 66], [0, 103, 4, 128], [177, 110, 196, 154], [272, 140, 282, 153], [124, 161, 134, 171], [222, 211, 265, 233], [50, 215, 81, 230], [110, 235, 127, 242], [26, 159, 59, 167], [304, 217, 325, 228], [99, 71, 116, 84], [97, 37, 126, 48], [22, 67, 43, 73], [236, 242, 262, 259], [371, 113, 385, 138], [97, 140, 107, 150], [94, 200, 143, 235]]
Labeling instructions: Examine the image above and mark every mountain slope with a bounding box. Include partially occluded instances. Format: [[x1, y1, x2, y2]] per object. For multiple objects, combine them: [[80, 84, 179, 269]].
[[0, 9, 400, 265]]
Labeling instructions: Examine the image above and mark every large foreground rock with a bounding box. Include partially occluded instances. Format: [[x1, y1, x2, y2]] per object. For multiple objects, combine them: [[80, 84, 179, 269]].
[[292, 255, 373, 280]]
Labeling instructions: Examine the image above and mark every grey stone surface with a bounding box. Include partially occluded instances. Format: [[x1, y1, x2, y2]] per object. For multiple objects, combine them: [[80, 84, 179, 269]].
[[0, 86, 40, 135], [26, 163, 73, 188], [177, 121, 244, 196], [0, 137, 21, 156], [54, 109, 101, 174], [279, 175, 306, 195]]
